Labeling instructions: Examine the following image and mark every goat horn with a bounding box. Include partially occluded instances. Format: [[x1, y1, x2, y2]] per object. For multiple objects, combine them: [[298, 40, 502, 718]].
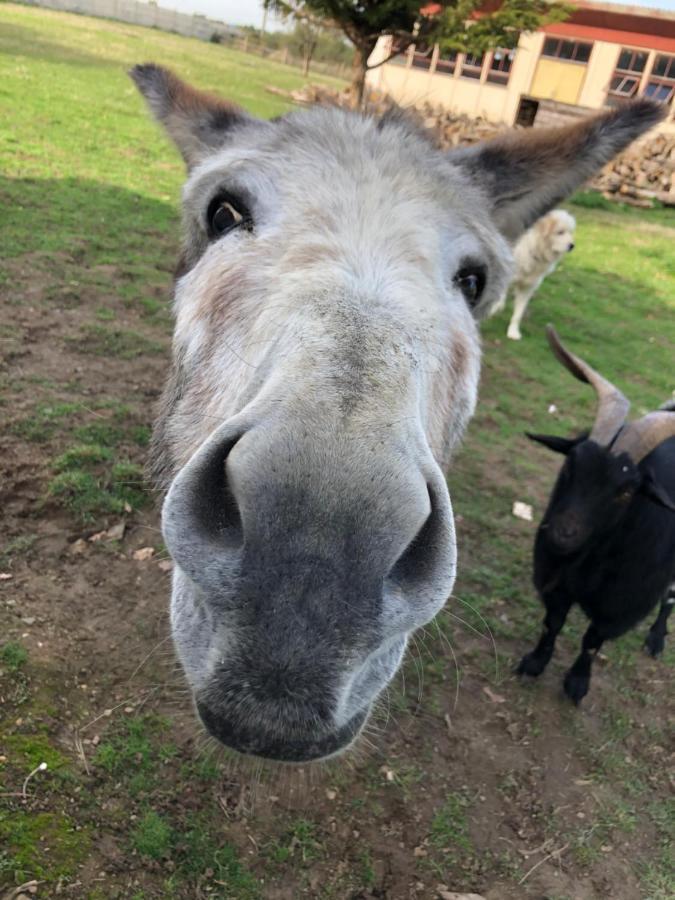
[[612, 410, 675, 463], [546, 325, 630, 445]]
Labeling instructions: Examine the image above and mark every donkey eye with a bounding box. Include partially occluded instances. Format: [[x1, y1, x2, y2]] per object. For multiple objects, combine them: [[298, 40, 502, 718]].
[[207, 196, 247, 238], [454, 266, 486, 308]]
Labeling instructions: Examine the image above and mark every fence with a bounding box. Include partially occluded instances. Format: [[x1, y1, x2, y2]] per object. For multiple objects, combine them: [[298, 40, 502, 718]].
[[21, 0, 237, 41], [218, 32, 350, 81], [19, 0, 350, 80]]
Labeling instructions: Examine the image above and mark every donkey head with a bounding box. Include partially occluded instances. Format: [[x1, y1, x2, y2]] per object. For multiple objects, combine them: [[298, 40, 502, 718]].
[[131, 64, 663, 761]]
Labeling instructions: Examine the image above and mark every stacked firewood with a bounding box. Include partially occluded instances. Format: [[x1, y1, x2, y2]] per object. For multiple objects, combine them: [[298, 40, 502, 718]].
[[267, 83, 675, 207], [590, 131, 675, 207]]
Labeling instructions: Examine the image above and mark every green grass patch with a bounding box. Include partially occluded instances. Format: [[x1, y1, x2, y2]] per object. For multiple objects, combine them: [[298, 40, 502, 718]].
[[0, 534, 38, 569], [1, 641, 28, 672], [47, 463, 147, 520], [72, 421, 125, 447], [53, 443, 113, 471], [0, 810, 89, 883], [131, 810, 173, 860], [429, 791, 473, 859], [12, 402, 80, 443], [93, 714, 172, 778], [129, 811, 258, 895], [3, 731, 71, 773], [70, 325, 165, 360]]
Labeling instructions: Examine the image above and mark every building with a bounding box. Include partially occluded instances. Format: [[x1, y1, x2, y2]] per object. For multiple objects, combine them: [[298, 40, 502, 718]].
[[367, 2, 675, 133]]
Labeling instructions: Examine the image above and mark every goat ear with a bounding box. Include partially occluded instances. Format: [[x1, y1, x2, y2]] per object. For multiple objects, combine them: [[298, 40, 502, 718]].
[[448, 100, 665, 241], [130, 64, 250, 168], [525, 432, 580, 455], [640, 471, 675, 513]]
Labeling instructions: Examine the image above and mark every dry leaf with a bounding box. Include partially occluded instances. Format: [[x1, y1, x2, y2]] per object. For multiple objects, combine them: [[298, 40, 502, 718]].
[[106, 521, 126, 541], [89, 521, 125, 543], [157, 559, 173, 572], [69, 539, 88, 555], [482, 685, 506, 703], [132, 547, 154, 561]]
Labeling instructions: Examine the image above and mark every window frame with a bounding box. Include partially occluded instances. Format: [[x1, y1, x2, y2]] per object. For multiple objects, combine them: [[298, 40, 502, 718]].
[[460, 52, 485, 80], [644, 54, 675, 105], [486, 48, 514, 85], [644, 79, 675, 104], [435, 49, 458, 76], [541, 37, 593, 64], [607, 46, 650, 101], [411, 49, 432, 71]]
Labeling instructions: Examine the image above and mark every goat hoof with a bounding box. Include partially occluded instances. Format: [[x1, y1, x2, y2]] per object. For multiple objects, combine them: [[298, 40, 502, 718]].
[[563, 671, 589, 705], [516, 652, 547, 677], [644, 632, 665, 658]]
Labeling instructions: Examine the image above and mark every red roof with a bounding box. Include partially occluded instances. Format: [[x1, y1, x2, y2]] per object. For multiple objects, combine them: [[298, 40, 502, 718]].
[[419, 1, 675, 52]]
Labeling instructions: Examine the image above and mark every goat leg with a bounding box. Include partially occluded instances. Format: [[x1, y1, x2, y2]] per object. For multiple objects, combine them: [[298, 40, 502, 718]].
[[563, 623, 604, 704], [644, 587, 674, 658], [517, 594, 571, 677]]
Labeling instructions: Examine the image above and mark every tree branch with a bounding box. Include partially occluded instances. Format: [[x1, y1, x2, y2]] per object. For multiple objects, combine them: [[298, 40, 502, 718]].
[[366, 41, 416, 71]]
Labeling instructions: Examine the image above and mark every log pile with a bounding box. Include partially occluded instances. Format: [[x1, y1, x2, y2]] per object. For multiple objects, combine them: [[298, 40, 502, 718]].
[[590, 131, 675, 208], [267, 84, 675, 207]]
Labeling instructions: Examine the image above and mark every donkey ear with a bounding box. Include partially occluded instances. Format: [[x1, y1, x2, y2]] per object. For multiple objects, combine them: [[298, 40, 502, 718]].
[[130, 64, 250, 168], [448, 100, 665, 241]]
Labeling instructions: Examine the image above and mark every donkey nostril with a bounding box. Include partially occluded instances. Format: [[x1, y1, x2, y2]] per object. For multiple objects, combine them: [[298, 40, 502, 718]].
[[386, 477, 455, 602], [193, 436, 244, 547], [162, 430, 245, 579]]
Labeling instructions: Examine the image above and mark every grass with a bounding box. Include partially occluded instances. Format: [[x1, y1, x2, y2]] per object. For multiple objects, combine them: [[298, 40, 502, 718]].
[[0, 811, 90, 883], [0, 2, 342, 264], [0, 642, 28, 673], [131, 810, 173, 860], [47, 460, 147, 520], [68, 324, 166, 359], [429, 791, 473, 861]]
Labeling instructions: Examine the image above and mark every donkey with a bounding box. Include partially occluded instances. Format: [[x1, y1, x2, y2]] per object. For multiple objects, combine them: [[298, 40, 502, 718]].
[[131, 64, 664, 761]]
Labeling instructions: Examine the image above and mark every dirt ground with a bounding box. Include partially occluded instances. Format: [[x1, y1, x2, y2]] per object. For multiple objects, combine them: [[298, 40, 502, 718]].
[[1, 233, 673, 900]]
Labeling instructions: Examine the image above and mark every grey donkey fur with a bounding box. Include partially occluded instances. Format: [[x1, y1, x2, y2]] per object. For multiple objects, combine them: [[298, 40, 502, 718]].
[[130, 63, 664, 762]]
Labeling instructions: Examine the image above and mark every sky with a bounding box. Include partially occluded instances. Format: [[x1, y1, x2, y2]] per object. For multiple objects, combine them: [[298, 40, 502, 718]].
[[161, 0, 271, 27], [161, 0, 675, 27]]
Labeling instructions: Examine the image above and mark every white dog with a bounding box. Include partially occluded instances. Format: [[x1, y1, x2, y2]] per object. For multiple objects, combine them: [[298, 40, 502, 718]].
[[497, 209, 576, 340]]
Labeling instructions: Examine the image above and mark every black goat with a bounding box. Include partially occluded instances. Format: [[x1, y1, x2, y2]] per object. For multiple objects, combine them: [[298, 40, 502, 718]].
[[517, 326, 675, 703]]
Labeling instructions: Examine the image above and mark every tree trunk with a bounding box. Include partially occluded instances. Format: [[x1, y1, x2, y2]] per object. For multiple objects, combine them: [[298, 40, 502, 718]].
[[350, 44, 372, 110], [303, 39, 316, 77]]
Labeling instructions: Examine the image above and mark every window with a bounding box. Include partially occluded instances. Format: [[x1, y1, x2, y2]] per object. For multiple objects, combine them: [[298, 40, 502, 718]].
[[616, 48, 647, 73], [609, 75, 640, 98], [486, 49, 514, 85], [645, 54, 675, 104], [608, 47, 648, 100], [436, 50, 458, 76], [461, 53, 484, 79], [411, 49, 432, 71], [653, 54, 675, 78], [542, 38, 592, 63]]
